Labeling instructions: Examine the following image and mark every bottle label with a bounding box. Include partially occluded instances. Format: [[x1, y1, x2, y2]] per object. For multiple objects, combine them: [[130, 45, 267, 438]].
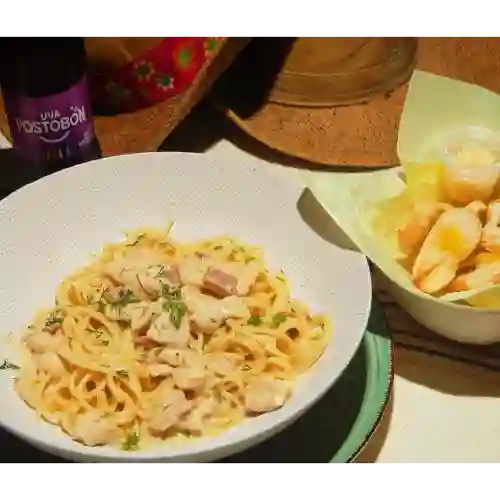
[[4, 76, 96, 163]]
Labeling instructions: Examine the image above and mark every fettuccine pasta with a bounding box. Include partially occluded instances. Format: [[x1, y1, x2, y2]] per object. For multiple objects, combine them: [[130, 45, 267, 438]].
[[12, 224, 331, 451]]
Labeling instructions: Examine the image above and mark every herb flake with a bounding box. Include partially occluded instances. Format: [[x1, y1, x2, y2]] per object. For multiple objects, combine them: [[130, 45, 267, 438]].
[[247, 315, 263, 326], [126, 233, 145, 247], [271, 314, 287, 328], [160, 284, 186, 329], [106, 289, 138, 313], [44, 310, 64, 328], [87, 328, 110, 346], [154, 265, 166, 279], [163, 298, 187, 329], [122, 431, 140, 451]]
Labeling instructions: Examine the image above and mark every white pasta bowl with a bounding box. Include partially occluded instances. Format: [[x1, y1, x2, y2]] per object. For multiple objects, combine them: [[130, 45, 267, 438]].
[[0, 152, 370, 462]]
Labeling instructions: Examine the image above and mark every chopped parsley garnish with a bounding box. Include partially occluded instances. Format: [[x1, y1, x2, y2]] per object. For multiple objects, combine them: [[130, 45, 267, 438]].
[[44, 310, 64, 328], [86, 328, 109, 345], [0, 359, 19, 370], [122, 431, 140, 451], [106, 289, 139, 312], [247, 315, 263, 326], [271, 313, 287, 328], [126, 233, 145, 247], [154, 265, 168, 279], [161, 283, 181, 300], [92, 287, 108, 310], [161, 284, 187, 329], [169, 301, 187, 329]]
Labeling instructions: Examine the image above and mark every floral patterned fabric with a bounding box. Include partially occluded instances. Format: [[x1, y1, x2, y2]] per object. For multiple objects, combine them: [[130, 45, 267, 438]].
[[89, 37, 224, 113]]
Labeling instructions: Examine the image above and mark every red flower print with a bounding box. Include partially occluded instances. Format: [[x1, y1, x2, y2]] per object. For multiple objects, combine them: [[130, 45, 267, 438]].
[[156, 73, 175, 92], [133, 60, 155, 82]]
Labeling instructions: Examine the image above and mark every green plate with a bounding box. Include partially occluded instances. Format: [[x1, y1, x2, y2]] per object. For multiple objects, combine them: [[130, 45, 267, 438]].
[[223, 298, 393, 463], [0, 299, 391, 463]]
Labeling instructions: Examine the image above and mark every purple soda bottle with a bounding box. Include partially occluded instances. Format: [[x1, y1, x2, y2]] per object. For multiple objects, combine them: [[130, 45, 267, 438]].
[[0, 37, 101, 178]]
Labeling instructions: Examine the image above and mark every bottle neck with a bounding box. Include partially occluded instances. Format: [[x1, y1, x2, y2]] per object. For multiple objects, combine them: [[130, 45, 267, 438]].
[[0, 38, 87, 98]]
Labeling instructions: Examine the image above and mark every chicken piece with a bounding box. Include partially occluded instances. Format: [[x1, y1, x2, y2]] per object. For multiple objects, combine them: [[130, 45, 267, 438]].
[[102, 260, 127, 284], [172, 366, 206, 391], [127, 303, 154, 332], [179, 396, 217, 432], [180, 349, 205, 368], [147, 389, 193, 432], [155, 348, 203, 366], [124, 302, 160, 332], [412, 201, 485, 294], [204, 353, 237, 376], [105, 248, 169, 278], [448, 261, 500, 292], [25, 330, 64, 354], [71, 412, 120, 447], [164, 349, 208, 391], [244, 377, 289, 414], [101, 286, 138, 321], [163, 266, 181, 286], [182, 285, 250, 334], [397, 202, 450, 257], [182, 285, 225, 333], [203, 261, 261, 297], [103, 305, 126, 323], [146, 310, 190, 347], [148, 364, 172, 378], [481, 200, 500, 252], [132, 265, 180, 298], [220, 296, 251, 320], [103, 249, 179, 298], [104, 296, 156, 325], [157, 348, 184, 367], [178, 255, 212, 288], [442, 145, 500, 205], [133, 333, 158, 348], [36, 352, 66, 377], [115, 271, 144, 299], [110, 270, 155, 301]]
